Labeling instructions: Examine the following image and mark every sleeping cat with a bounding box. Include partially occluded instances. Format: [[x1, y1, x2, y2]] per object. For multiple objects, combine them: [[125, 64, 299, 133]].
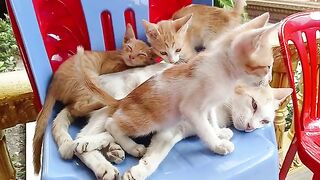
[[53, 62, 291, 180], [142, 0, 247, 64], [82, 13, 276, 160], [32, 24, 156, 174]]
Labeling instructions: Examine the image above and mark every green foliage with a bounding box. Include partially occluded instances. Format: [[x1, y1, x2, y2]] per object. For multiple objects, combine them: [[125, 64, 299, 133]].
[[215, 0, 234, 9], [0, 14, 19, 72]]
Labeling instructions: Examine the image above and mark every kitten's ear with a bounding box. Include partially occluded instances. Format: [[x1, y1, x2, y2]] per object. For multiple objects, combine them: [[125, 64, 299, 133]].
[[124, 23, 136, 43], [173, 14, 192, 33], [142, 20, 159, 39], [238, 12, 270, 31], [272, 88, 293, 105]]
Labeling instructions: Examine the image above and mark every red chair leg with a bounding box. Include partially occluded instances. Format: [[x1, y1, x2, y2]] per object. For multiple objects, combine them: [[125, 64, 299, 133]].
[[279, 136, 298, 180]]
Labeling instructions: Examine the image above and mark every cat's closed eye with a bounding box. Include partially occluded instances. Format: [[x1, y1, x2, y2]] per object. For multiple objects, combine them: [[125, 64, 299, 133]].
[[127, 45, 132, 52], [160, 51, 167, 56], [260, 119, 270, 124], [138, 53, 147, 57], [176, 48, 181, 53], [251, 97, 257, 113]]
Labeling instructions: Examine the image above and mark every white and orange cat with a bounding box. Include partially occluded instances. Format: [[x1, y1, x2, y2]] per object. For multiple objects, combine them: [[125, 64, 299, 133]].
[[53, 62, 291, 180], [32, 24, 156, 174], [82, 12, 277, 160], [143, 0, 247, 64]]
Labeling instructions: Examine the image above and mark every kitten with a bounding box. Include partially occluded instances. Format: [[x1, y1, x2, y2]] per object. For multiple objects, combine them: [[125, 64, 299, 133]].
[[142, 0, 247, 64], [122, 85, 292, 180], [52, 63, 172, 179], [33, 24, 155, 174], [83, 13, 276, 158]]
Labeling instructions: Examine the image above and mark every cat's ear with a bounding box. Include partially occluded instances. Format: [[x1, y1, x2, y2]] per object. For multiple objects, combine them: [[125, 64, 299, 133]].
[[173, 14, 192, 34], [124, 23, 136, 43], [238, 12, 270, 31], [272, 88, 293, 107], [142, 20, 159, 39]]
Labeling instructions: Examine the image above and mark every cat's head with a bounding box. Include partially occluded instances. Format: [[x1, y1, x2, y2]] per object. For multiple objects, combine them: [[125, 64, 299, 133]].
[[142, 14, 192, 64], [229, 12, 278, 85], [231, 84, 292, 132], [121, 24, 156, 67]]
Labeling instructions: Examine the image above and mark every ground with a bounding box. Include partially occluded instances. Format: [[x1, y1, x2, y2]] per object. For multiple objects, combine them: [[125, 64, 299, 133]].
[[5, 124, 26, 180]]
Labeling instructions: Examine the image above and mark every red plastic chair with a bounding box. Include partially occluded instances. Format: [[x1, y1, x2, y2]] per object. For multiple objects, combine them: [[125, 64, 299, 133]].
[[278, 12, 320, 180]]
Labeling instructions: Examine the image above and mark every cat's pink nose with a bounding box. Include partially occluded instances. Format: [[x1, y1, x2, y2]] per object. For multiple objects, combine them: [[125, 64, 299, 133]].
[[246, 123, 254, 131]]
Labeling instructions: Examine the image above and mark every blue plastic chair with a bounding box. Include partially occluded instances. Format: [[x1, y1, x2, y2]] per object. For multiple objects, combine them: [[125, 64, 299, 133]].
[[6, 0, 279, 179]]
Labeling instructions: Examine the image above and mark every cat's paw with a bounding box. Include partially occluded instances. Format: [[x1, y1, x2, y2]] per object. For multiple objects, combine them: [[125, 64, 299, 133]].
[[95, 164, 119, 180], [58, 140, 74, 159], [217, 128, 233, 140], [122, 167, 147, 180], [74, 138, 103, 154], [212, 139, 235, 155], [127, 144, 147, 158], [102, 143, 125, 164]]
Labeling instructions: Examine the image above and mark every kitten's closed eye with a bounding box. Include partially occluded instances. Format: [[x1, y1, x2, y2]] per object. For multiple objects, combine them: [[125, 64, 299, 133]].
[[251, 97, 257, 113], [176, 48, 181, 53], [127, 45, 132, 52], [260, 120, 270, 124], [160, 51, 167, 56], [138, 53, 147, 57]]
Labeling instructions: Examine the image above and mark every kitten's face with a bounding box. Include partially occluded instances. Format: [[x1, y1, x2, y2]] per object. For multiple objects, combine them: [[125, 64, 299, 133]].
[[231, 85, 292, 132], [143, 15, 192, 64], [122, 24, 156, 67], [229, 13, 277, 85]]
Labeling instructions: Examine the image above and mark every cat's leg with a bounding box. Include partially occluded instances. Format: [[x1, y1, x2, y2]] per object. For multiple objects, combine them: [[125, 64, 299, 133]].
[[73, 111, 125, 163], [105, 117, 146, 158], [52, 107, 75, 159], [208, 108, 233, 140], [69, 100, 104, 117], [181, 104, 234, 155], [75, 150, 120, 180], [122, 122, 194, 180]]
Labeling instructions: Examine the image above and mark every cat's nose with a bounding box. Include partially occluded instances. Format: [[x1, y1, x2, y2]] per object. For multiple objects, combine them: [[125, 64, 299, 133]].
[[246, 123, 254, 131], [129, 55, 134, 60]]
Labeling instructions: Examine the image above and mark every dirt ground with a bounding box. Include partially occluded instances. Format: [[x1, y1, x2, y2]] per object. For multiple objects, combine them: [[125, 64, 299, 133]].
[[5, 124, 26, 180]]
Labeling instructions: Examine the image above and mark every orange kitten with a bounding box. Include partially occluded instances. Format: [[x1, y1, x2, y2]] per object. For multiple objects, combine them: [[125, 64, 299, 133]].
[[32, 24, 155, 174], [84, 13, 276, 158], [143, 0, 246, 64]]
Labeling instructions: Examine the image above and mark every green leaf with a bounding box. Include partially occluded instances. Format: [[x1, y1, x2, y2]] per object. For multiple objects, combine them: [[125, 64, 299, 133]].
[[0, 61, 4, 67]]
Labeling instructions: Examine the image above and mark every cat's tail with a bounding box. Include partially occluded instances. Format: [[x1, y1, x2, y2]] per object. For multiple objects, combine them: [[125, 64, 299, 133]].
[[52, 107, 75, 159], [76, 48, 120, 113], [33, 86, 56, 174], [232, 0, 247, 16]]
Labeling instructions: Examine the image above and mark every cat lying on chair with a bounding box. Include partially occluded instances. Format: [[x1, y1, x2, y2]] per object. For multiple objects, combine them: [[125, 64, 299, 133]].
[[52, 63, 291, 180], [32, 24, 156, 174], [81, 12, 276, 161]]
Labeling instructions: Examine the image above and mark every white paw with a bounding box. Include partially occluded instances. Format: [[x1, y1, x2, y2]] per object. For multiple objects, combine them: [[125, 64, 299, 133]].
[[74, 137, 103, 154], [122, 166, 147, 180], [102, 143, 125, 164], [217, 128, 233, 140], [212, 139, 235, 155], [58, 140, 74, 159], [95, 164, 119, 180], [127, 144, 147, 158]]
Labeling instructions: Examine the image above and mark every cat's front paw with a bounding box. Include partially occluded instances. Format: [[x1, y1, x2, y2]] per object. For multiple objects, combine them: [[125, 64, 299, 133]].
[[127, 144, 147, 158], [74, 138, 103, 154], [122, 167, 147, 180], [58, 140, 74, 159], [217, 128, 233, 140], [102, 143, 125, 164], [95, 164, 119, 180], [212, 139, 235, 155]]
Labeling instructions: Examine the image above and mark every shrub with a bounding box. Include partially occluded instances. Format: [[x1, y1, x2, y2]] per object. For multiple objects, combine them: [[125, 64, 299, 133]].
[[0, 14, 19, 72]]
